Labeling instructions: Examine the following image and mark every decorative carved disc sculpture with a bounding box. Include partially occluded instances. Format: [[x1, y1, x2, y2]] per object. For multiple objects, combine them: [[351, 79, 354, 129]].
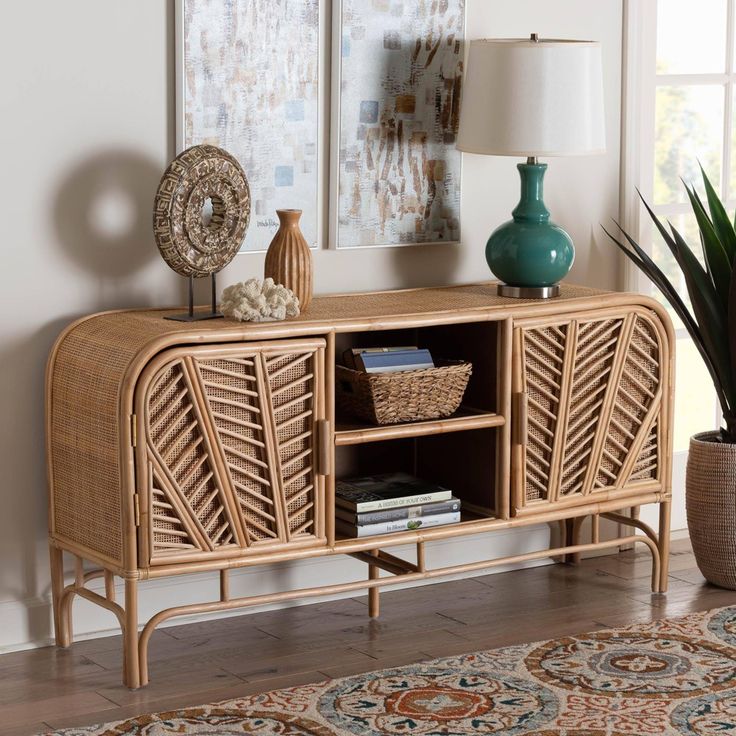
[[153, 145, 251, 277]]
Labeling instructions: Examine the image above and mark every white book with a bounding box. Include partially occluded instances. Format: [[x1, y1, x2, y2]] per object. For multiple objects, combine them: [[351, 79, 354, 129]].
[[336, 511, 461, 538]]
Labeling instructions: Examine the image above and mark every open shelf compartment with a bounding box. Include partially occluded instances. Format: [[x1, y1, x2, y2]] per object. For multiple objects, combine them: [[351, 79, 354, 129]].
[[329, 317, 512, 544], [333, 427, 501, 543], [334, 321, 501, 421]]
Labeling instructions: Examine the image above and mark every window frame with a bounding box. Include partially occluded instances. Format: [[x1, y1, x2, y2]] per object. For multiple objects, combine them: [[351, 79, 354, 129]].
[[622, 0, 736, 289]]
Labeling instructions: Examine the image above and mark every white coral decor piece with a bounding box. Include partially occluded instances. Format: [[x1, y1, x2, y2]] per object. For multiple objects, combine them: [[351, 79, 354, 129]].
[[221, 278, 300, 322]]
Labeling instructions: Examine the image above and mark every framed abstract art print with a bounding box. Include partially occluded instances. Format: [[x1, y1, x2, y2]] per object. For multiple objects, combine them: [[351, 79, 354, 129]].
[[331, 0, 465, 248], [177, 0, 324, 252]]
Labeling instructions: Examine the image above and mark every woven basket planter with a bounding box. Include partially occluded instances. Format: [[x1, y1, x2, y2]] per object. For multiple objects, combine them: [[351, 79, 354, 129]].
[[686, 431, 736, 589], [336, 360, 472, 425]]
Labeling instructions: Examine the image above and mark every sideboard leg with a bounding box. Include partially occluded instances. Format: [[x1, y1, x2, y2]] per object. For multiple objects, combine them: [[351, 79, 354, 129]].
[[368, 550, 380, 618], [49, 544, 69, 647], [552, 520, 567, 563], [567, 517, 584, 565], [619, 506, 641, 552], [591, 514, 600, 544], [123, 579, 141, 689], [657, 500, 671, 594]]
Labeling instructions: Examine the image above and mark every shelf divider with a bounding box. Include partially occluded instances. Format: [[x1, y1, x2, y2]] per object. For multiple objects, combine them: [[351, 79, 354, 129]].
[[334, 407, 505, 446]]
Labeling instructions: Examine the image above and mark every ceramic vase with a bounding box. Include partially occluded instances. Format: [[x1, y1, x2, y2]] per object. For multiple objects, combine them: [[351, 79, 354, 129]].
[[264, 209, 313, 311]]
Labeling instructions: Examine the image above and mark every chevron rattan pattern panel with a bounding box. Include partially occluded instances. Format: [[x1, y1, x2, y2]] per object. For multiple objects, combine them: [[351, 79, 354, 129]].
[[593, 315, 662, 489], [559, 318, 624, 497], [522, 324, 568, 502], [630, 419, 659, 483], [196, 355, 281, 544], [519, 311, 663, 509], [149, 466, 200, 553], [265, 351, 317, 539], [145, 360, 239, 559]]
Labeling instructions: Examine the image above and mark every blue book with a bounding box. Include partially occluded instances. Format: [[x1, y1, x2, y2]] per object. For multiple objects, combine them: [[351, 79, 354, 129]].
[[357, 348, 434, 373]]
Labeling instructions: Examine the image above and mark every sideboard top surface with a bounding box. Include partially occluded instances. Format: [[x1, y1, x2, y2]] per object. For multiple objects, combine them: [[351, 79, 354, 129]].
[[50, 282, 671, 395], [67, 282, 621, 339]]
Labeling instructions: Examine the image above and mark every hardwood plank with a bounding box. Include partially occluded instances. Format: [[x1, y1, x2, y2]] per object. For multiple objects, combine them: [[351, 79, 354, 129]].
[[96, 663, 245, 709], [0, 691, 117, 730], [0, 666, 124, 708], [42, 673, 324, 733], [0, 722, 52, 736], [319, 650, 434, 679], [669, 567, 708, 585], [220, 645, 376, 683], [348, 628, 468, 659]]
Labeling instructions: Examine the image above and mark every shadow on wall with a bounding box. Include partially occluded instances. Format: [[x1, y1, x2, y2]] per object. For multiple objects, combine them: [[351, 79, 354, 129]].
[[570, 225, 622, 290], [389, 242, 463, 289], [5, 150, 173, 647], [52, 149, 162, 300], [0, 319, 81, 648]]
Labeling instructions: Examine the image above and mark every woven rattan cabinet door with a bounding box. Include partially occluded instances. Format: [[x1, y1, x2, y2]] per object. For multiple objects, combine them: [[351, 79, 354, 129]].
[[135, 338, 327, 566], [511, 310, 666, 516]]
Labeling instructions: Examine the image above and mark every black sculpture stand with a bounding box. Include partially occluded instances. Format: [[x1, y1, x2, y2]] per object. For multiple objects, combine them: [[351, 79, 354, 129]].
[[166, 273, 224, 322]]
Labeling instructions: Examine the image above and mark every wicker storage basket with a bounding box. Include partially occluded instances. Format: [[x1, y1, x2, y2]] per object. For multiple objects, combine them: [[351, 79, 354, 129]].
[[335, 360, 472, 425], [686, 431, 736, 590]]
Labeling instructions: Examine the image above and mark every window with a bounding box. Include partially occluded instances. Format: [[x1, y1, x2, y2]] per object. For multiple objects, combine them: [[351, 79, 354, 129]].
[[622, 0, 728, 526]]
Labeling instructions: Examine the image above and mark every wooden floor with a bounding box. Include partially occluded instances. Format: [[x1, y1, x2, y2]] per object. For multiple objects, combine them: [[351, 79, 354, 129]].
[[3, 538, 736, 735]]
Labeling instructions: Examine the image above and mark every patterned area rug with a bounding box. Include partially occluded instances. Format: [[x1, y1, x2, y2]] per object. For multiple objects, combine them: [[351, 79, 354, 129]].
[[46, 606, 736, 735]]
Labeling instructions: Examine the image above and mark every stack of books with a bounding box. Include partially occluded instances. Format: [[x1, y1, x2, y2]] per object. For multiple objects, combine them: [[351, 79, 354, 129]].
[[343, 346, 435, 373], [335, 472, 461, 537]]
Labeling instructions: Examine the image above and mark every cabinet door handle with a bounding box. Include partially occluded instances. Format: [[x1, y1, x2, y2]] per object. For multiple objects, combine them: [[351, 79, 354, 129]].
[[513, 392, 528, 446], [316, 419, 331, 476]]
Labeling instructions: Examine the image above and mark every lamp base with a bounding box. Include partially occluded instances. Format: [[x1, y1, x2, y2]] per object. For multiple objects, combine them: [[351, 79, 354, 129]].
[[497, 284, 560, 299], [486, 162, 574, 292]]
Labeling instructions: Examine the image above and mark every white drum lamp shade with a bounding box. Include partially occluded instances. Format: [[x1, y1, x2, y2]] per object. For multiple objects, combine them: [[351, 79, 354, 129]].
[[457, 39, 606, 157]]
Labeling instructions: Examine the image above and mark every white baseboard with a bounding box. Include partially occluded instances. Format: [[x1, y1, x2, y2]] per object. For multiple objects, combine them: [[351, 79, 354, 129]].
[[0, 524, 689, 654]]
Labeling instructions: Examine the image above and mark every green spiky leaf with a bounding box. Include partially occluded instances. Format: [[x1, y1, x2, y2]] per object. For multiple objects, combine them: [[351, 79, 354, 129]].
[[684, 183, 732, 312], [603, 223, 727, 410], [668, 223, 735, 410], [700, 164, 736, 266]]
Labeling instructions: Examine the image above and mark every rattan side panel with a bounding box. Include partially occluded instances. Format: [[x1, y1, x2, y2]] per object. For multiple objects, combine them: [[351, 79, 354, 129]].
[[49, 319, 129, 564]]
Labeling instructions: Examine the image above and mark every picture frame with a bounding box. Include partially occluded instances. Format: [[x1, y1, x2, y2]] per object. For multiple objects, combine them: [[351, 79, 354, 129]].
[[329, 0, 465, 250], [176, 0, 327, 253]]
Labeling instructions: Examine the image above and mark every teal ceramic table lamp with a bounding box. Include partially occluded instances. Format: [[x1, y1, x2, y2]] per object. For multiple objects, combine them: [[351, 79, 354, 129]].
[[457, 35, 605, 298]]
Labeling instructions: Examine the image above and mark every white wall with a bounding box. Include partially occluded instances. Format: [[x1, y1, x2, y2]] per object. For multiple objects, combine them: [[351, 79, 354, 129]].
[[0, 0, 626, 651]]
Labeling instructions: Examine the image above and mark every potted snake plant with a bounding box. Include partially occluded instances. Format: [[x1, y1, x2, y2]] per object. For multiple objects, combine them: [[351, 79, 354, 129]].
[[604, 167, 736, 590]]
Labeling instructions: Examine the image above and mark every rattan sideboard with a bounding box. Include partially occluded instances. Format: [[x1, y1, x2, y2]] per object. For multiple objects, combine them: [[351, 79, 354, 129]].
[[46, 283, 674, 688]]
